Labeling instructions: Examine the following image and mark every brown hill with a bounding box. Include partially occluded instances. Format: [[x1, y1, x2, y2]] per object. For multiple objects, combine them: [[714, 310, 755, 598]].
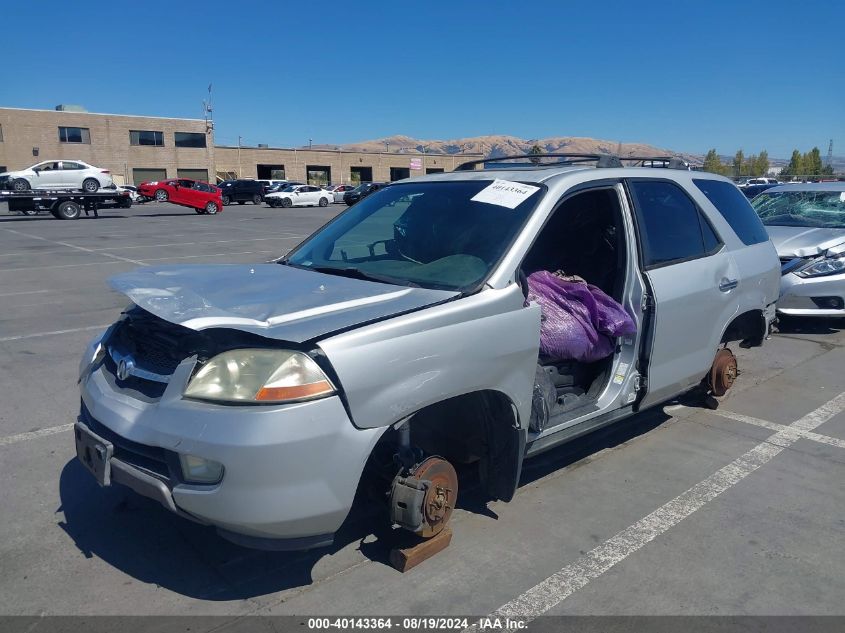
[[310, 134, 702, 164]]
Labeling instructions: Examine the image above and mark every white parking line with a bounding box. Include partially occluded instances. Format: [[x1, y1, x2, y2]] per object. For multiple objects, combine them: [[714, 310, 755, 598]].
[[0, 260, 127, 272], [0, 324, 110, 342], [140, 250, 276, 262], [89, 236, 304, 251], [712, 408, 845, 450], [0, 423, 74, 446], [2, 228, 146, 265], [0, 289, 50, 297], [467, 391, 845, 626]]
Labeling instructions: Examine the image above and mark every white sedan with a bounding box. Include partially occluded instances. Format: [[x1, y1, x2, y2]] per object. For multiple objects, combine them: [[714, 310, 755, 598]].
[[0, 160, 113, 192], [265, 184, 332, 208]]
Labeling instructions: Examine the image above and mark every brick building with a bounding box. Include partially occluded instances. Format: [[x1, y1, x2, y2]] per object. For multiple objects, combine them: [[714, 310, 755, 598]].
[[0, 106, 482, 186]]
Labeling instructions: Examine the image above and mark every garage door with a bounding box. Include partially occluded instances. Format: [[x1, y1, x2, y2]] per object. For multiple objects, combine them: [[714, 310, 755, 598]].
[[177, 169, 209, 182], [132, 168, 167, 185]]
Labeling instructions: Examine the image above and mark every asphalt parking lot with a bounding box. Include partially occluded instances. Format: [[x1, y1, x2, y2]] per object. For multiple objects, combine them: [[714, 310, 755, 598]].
[[1, 200, 845, 618]]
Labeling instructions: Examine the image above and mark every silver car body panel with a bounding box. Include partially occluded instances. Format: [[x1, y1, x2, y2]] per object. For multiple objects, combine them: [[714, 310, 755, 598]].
[[766, 225, 845, 258], [109, 263, 458, 343], [79, 334, 385, 539], [319, 284, 541, 431]]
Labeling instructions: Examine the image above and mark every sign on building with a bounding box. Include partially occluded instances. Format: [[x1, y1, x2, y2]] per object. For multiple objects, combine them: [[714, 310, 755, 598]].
[[409, 158, 422, 170]]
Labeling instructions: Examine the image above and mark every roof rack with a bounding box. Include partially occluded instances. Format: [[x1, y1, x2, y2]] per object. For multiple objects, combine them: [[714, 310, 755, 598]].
[[454, 153, 623, 171], [620, 156, 690, 170]]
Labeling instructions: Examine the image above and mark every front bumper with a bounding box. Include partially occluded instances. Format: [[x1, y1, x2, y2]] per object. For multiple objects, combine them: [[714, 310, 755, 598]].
[[77, 350, 385, 549], [778, 271, 845, 317]]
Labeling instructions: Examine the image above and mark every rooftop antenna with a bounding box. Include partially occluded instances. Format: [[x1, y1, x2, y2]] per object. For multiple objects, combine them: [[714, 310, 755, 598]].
[[203, 83, 214, 133], [826, 139, 834, 168]]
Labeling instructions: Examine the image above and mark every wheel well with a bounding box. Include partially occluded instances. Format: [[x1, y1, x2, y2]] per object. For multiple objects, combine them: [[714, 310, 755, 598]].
[[721, 309, 765, 348], [364, 390, 521, 501]]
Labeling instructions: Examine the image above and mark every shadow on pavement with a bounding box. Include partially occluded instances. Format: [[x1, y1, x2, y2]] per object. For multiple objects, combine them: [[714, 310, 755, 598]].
[[57, 457, 395, 601], [57, 406, 673, 600], [777, 314, 844, 336]]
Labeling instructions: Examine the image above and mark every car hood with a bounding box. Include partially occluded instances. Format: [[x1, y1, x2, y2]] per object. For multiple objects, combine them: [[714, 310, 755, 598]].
[[765, 225, 845, 257], [108, 263, 458, 343]]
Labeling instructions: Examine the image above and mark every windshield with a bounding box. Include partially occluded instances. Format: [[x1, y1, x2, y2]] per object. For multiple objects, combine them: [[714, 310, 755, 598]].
[[285, 180, 543, 291], [751, 190, 845, 228], [352, 184, 370, 193], [281, 186, 298, 192]]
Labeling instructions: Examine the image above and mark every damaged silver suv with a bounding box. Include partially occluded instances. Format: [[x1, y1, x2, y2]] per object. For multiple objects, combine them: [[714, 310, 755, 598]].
[[75, 154, 780, 550]]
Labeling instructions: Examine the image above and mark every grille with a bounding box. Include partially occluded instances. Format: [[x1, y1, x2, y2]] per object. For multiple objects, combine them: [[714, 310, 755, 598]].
[[132, 335, 182, 376]]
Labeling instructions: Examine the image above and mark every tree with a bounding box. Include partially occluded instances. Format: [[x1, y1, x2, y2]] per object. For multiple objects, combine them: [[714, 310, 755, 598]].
[[702, 149, 724, 175], [782, 149, 804, 178], [733, 150, 745, 177], [753, 150, 769, 177], [528, 144, 544, 165], [805, 147, 823, 176]]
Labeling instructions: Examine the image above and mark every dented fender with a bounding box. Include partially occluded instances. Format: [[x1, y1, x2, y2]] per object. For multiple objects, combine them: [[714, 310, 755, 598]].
[[318, 284, 542, 432]]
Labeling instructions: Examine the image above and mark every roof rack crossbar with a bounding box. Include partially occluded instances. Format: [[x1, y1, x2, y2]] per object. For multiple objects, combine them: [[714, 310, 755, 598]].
[[455, 153, 623, 171], [621, 156, 689, 170]]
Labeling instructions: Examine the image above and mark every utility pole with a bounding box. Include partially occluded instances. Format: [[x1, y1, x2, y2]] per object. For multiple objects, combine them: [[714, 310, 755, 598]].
[[309, 138, 312, 150], [237, 135, 242, 178]]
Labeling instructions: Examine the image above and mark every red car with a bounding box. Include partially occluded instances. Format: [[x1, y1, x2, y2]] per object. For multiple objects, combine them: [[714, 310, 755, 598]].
[[137, 178, 223, 214]]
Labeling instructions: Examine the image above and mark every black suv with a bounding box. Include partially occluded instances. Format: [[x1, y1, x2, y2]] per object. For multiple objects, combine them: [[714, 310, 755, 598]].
[[218, 179, 264, 205], [343, 182, 387, 206]]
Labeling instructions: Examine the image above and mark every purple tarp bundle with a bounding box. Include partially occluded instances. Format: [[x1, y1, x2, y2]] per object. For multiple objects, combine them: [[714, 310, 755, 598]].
[[527, 270, 637, 363]]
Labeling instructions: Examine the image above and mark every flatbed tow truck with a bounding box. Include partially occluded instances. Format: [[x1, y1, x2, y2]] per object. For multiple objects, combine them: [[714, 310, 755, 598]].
[[0, 188, 132, 219]]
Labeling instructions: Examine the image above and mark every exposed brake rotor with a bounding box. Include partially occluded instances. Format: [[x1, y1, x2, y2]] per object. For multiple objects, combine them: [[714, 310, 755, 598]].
[[708, 348, 738, 397], [411, 456, 458, 538]]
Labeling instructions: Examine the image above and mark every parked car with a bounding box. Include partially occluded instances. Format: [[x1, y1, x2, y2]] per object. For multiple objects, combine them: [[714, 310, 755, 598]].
[[255, 179, 287, 195], [751, 182, 845, 317], [325, 184, 355, 203], [741, 183, 777, 199], [75, 155, 779, 551], [266, 181, 304, 194], [0, 160, 113, 192], [137, 178, 223, 214], [265, 184, 332, 208], [343, 182, 387, 206], [218, 179, 264, 205], [737, 176, 782, 188], [116, 184, 141, 202]]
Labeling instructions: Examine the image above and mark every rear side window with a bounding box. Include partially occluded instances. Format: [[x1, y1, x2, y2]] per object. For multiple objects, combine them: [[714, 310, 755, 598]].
[[629, 180, 719, 268], [692, 178, 769, 245]]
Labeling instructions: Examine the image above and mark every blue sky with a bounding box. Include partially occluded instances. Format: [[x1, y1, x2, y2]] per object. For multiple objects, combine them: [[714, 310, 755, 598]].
[[3, 0, 842, 158]]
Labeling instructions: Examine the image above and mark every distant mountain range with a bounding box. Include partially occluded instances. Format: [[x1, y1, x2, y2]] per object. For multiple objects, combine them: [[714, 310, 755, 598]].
[[309, 134, 845, 171], [311, 134, 701, 164]]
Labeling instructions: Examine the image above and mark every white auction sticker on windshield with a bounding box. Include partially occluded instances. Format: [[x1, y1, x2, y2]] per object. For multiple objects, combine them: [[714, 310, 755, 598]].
[[471, 179, 540, 209]]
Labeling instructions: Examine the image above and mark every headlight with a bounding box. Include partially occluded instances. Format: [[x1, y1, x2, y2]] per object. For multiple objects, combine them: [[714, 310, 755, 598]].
[[78, 331, 110, 382], [796, 255, 845, 278], [183, 349, 335, 404], [147, 181, 158, 186]]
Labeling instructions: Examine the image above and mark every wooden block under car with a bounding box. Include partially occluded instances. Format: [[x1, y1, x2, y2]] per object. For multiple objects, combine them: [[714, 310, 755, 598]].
[[389, 527, 453, 572]]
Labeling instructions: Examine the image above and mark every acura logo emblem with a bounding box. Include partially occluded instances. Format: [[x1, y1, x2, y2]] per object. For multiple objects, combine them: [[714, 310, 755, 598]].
[[116, 357, 134, 381]]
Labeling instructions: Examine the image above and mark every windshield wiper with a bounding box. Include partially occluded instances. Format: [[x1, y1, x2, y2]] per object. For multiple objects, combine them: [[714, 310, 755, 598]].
[[308, 265, 420, 288]]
